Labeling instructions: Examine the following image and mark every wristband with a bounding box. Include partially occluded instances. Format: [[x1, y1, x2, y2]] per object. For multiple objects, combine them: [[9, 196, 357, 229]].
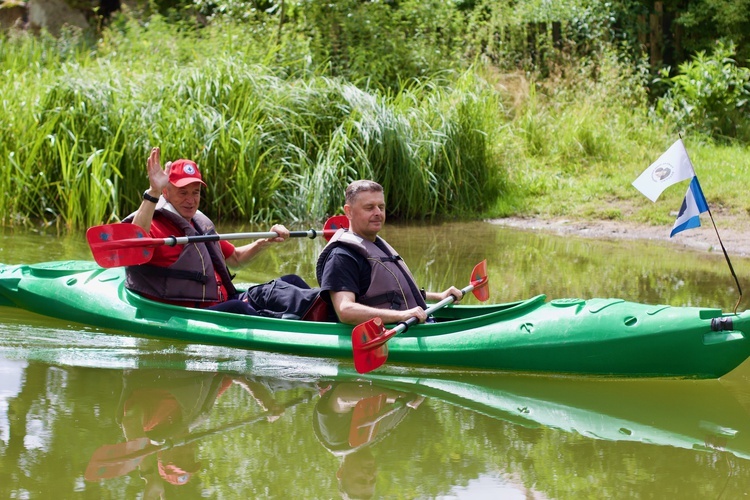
[[142, 190, 159, 203]]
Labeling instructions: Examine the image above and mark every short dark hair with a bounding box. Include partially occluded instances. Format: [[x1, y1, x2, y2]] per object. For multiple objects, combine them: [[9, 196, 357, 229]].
[[345, 180, 383, 205]]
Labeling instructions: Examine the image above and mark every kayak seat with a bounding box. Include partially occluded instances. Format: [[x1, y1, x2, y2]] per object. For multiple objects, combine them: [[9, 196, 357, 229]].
[[301, 295, 330, 322]]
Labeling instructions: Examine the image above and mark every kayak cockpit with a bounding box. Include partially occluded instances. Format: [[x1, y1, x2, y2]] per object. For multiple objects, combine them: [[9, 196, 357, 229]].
[[123, 277, 547, 329]]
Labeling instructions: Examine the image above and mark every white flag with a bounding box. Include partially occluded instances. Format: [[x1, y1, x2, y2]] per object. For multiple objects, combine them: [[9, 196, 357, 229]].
[[632, 139, 695, 202]]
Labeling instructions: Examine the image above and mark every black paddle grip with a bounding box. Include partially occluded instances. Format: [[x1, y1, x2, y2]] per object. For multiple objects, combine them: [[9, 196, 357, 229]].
[[399, 316, 421, 332], [289, 230, 317, 239]]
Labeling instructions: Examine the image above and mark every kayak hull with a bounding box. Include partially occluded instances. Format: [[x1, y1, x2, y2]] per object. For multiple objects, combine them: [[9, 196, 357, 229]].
[[1, 260, 749, 378]]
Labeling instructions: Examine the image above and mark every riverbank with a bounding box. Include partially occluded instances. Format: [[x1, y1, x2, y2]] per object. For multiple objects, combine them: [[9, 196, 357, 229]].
[[488, 216, 750, 257]]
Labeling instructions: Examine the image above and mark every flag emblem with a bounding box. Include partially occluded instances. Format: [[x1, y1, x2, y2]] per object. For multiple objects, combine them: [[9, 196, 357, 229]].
[[651, 165, 674, 182]]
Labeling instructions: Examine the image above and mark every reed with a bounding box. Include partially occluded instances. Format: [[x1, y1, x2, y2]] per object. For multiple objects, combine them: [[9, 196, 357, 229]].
[[2, 11, 748, 232], [1, 13, 511, 230]]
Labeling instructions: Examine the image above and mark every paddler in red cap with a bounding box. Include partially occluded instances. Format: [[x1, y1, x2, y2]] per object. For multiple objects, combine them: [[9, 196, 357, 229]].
[[123, 146, 297, 314]]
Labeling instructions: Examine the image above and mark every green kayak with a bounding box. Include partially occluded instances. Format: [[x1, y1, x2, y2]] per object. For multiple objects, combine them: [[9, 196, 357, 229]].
[[1, 260, 749, 378]]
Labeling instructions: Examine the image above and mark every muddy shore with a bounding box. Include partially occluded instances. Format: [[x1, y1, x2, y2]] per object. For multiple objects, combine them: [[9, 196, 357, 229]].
[[488, 216, 750, 257]]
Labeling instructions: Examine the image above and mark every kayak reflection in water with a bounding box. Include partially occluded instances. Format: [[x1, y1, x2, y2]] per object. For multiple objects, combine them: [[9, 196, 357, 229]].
[[312, 381, 424, 499], [86, 370, 293, 498]]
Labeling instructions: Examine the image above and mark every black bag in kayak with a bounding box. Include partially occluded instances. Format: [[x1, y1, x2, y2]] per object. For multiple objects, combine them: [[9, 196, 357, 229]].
[[240, 278, 328, 321]]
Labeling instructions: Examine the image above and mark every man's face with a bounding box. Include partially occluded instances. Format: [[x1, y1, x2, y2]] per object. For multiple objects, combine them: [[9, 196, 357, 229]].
[[345, 190, 385, 242], [164, 182, 202, 220]]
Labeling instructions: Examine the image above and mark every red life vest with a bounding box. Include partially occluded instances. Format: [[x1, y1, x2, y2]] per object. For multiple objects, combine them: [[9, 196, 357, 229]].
[[124, 207, 237, 304]]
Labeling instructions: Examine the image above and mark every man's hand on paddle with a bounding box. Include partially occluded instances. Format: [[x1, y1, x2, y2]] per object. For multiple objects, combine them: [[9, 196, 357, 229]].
[[227, 223, 290, 267], [426, 286, 463, 304], [263, 224, 290, 244], [332, 291, 432, 325], [403, 306, 429, 323]]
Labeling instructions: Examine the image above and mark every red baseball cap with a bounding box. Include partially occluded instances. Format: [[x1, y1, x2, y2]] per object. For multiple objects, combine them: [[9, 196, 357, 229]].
[[168, 159, 207, 188]]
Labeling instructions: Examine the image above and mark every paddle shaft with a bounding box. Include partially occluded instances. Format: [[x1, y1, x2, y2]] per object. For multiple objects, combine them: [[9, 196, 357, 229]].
[[104, 229, 335, 250], [351, 260, 488, 374], [360, 281, 479, 351], [87, 214, 349, 268], [141, 391, 311, 453], [88, 392, 313, 469]]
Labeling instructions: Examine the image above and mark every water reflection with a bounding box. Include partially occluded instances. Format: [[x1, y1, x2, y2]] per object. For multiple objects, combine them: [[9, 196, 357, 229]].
[[313, 382, 423, 498], [80, 370, 425, 499], [3, 351, 750, 498], [85, 370, 315, 498]]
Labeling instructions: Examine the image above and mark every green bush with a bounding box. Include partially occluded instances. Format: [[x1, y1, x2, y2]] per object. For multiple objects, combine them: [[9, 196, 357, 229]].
[[655, 41, 750, 143]]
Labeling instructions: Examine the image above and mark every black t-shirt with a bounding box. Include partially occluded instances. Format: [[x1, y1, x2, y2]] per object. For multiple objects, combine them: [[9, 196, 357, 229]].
[[318, 246, 371, 299]]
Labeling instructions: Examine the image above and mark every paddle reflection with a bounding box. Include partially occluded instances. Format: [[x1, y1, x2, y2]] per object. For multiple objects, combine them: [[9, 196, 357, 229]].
[[83, 370, 428, 499], [84, 369, 315, 498], [312, 382, 423, 499]]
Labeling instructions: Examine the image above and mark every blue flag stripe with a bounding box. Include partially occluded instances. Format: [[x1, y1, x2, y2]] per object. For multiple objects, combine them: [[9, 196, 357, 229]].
[[670, 176, 709, 237]]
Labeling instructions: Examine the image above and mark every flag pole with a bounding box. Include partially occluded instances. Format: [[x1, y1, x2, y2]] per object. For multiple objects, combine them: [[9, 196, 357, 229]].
[[704, 210, 743, 314], [712, 220, 741, 313], [681, 140, 743, 313]]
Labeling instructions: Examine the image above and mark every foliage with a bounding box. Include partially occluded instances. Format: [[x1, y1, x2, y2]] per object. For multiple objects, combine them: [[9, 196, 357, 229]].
[[0, 17, 505, 229], [488, 45, 668, 219], [676, 0, 750, 65], [2, 0, 750, 230], [189, 0, 467, 94], [654, 41, 750, 142]]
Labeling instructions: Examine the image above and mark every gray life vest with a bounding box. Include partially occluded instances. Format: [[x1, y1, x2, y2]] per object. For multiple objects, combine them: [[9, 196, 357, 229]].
[[316, 229, 427, 311], [123, 204, 237, 304]]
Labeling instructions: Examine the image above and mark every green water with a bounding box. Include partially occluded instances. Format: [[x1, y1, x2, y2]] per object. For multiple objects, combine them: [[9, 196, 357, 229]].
[[2, 221, 750, 499]]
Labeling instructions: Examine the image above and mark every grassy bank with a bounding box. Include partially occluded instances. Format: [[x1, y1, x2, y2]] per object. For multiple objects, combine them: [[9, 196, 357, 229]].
[[1, 14, 749, 232], [492, 70, 750, 229]]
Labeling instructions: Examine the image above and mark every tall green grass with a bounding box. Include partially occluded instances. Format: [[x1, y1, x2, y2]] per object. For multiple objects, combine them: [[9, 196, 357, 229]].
[[2, 10, 749, 232], [0, 18, 506, 229]]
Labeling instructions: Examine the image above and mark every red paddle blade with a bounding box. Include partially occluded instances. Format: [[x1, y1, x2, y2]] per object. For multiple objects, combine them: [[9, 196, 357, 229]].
[[352, 317, 389, 374], [470, 259, 490, 302], [86, 224, 155, 268], [323, 215, 349, 241], [349, 394, 387, 448], [84, 437, 154, 481]]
